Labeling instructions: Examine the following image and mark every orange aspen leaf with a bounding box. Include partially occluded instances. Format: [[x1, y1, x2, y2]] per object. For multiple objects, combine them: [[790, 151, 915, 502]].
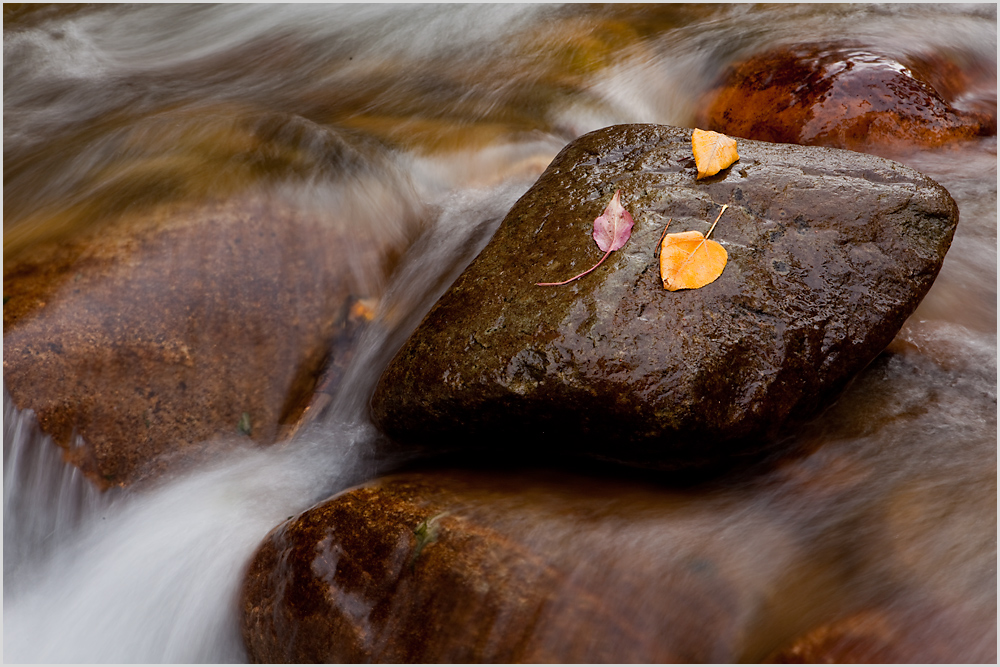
[[692, 128, 739, 179], [659, 204, 729, 291]]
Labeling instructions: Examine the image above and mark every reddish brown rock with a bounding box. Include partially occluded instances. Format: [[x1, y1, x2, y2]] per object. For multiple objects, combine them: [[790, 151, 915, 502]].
[[697, 44, 995, 157], [767, 595, 995, 663], [240, 468, 850, 663], [3, 192, 416, 488]]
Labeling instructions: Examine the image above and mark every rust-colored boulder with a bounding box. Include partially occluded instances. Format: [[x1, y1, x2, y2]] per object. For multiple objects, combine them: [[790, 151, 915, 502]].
[[3, 192, 416, 488], [241, 468, 850, 663], [697, 44, 995, 156]]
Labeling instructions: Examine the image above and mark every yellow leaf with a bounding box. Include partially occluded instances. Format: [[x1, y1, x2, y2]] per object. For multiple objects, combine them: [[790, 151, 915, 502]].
[[659, 204, 729, 291], [692, 128, 739, 179], [349, 297, 378, 322]]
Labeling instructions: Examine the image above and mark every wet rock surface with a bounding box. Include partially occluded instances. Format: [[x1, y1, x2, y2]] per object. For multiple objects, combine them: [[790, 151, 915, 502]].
[[697, 44, 996, 156], [371, 123, 958, 469], [767, 597, 989, 663], [244, 327, 996, 664], [240, 468, 832, 663], [3, 193, 414, 488]]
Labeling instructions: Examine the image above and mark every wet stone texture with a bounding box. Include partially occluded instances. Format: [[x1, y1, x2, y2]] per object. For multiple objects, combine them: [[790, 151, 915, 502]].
[[241, 469, 831, 663], [371, 123, 958, 469], [3, 194, 412, 488], [697, 43, 996, 157], [767, 598, 984, 663], [242, 322, 996, 663]]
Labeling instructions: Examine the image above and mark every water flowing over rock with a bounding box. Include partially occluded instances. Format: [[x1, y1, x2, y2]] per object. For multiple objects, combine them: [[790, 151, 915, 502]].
[[767, 598, 990, 663], [3, 189, 419, 489], [371, 123, 958, 469], [3, 5, 994, 662], [697, 44, 996, 156]]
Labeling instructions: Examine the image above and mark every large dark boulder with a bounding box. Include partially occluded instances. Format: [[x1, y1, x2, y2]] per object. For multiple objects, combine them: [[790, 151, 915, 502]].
[[370, 124, 958, 469]]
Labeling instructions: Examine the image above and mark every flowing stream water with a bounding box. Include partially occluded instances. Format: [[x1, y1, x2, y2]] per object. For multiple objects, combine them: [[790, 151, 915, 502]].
[[3, 4, 996, 662]]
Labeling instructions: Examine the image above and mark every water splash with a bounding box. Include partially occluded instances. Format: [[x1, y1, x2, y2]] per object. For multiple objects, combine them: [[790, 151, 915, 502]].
[[3, 387, 111, 594], [3, 413, 377, 663]]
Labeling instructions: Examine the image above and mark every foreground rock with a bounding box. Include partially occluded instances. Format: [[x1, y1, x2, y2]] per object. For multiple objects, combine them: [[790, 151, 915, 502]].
[[3, 192, 417, 488], [243, 331, 996, 663], [245, 319, 995, 663], [371, 123, 958, 469], [241, 469, 833, 663], [697, 44, 995, 157]]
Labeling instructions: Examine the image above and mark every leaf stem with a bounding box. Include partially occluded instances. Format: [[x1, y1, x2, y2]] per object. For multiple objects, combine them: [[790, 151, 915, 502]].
[[536, 247, 613, 286], [705, 204, 728, 239], [654, 218, 673, 258]]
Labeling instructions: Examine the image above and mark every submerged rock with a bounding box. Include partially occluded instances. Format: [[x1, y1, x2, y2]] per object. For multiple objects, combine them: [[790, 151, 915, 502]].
[[240, 469, 832, 663], [767, 596, 993, 663], [3, 192, 417, 488], [697, 44, 995, 157], [371, 123, 958, 469]]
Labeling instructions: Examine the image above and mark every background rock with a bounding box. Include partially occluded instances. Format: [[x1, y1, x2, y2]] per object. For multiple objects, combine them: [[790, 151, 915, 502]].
[[3, 191, 418, 488], [697, 43, 995, 157], [371, 123, 958, 469]]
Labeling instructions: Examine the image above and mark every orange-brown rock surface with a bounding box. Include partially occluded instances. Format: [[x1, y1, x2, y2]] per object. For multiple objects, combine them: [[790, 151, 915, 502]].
[[698, 44, 996, 156], [3, 193, 415, 488], [240, 468, 849, 663], [767, 597, 988, 663]]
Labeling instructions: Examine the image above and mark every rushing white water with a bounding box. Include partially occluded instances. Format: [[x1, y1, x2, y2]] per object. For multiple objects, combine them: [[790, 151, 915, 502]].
[[3, 3, 995, 663], [3, 388, 111, 596], [4, 424, 369, 663]]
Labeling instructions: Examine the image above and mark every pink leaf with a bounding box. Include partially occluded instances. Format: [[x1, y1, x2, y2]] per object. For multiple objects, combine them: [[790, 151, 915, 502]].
[[537, 189, 634, 286], [592, 189, 634, 253]]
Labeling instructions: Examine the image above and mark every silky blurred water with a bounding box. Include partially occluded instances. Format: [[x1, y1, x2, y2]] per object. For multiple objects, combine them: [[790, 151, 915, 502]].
[[3, 4, 996, 662]]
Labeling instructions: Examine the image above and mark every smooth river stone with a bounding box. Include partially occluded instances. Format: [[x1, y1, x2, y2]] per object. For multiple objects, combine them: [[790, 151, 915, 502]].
[[241, 468, 834, 663], [3, 191, 417, 489], [370, 123, 958, 469], [766, 597, 988, 663], [696, 43, 995, 157]]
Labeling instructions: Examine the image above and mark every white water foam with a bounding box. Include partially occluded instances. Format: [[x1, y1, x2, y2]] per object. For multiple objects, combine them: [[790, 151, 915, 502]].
[[3, 418, 375, 663]]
